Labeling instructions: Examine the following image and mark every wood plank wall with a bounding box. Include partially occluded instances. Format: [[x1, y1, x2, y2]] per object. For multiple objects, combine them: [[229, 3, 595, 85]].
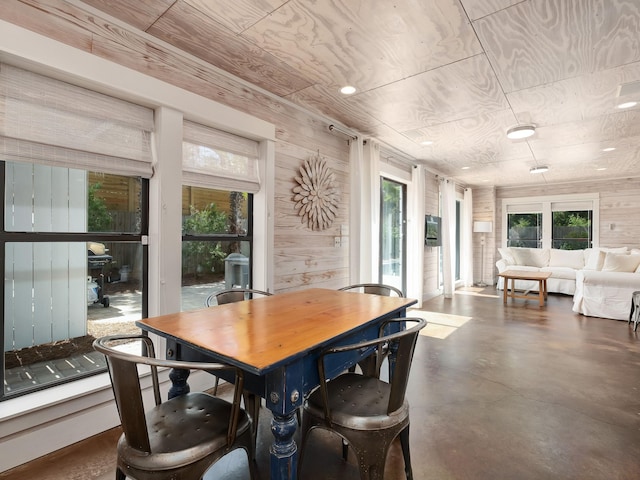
[[0, 1, 354, 294], [495, 177, 640, 272], [472, 187, 496, 286]]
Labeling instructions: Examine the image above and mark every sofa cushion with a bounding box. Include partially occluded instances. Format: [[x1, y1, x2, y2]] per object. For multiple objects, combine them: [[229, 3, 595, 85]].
[[584, 250, 606, 270], [541, 266, 577, 280], [510, 247, 549, 268], [601, 253, 640, 273], [498, 247, 516, 264], [549, 249, 584, 269], [584, 247, 628, 271], [502, 265, 541, 276]]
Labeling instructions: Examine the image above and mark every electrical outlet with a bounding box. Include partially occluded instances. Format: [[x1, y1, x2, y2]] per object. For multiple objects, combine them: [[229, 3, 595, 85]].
[[334, 237, 341, 248]]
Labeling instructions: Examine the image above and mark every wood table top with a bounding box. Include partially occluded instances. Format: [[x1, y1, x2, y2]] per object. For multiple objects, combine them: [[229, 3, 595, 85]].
[[137, 288, 416, 373], [498, 270, 552, 280]]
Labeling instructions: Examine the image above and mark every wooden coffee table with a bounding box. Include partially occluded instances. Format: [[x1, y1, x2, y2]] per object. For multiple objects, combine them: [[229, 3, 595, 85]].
[[498, 270, 551, 307]]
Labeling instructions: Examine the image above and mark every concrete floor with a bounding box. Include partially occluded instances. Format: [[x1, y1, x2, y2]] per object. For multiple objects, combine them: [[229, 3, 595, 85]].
[[3, 287, 640, 479]]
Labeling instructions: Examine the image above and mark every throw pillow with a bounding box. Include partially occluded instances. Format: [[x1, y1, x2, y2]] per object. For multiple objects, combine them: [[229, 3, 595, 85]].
[[601, 253, 640, 273], [584, 247, 628, 270], [584, 250, 606, 270], [498, 247, 516, 265], [549, 249, 584, 269]]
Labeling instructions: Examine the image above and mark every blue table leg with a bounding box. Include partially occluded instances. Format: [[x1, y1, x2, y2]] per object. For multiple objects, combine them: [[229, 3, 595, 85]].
[[270, 411, 298, 479], [168, 368, 190, 399]]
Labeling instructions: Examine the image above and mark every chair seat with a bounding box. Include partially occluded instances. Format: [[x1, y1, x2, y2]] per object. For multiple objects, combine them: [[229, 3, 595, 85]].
[[118, 392, 252, 472], [305, 374, 409, 430]]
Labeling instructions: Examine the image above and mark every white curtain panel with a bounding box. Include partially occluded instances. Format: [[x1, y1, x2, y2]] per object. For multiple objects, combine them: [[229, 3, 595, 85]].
[[440, 178, 457, 297], [407, 165, 426, 306], [349, 136, 364, 283], [361, 140, 381, 282], [462, 188, 474, 287]]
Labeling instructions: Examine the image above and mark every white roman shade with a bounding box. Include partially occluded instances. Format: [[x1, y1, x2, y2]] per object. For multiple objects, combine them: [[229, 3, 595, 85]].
[[0, 63, 154, 177], [551, 200, 594, 211], [182, 120, 260, 193], [506, 203, 543, 213]]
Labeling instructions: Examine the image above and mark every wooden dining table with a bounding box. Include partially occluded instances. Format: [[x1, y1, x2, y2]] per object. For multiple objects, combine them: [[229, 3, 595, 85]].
[[136, 287, 416, 480]]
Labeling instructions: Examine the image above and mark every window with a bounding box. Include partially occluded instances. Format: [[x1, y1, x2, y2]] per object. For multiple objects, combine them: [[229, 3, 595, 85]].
[[2, 166, 148, 399], [507, 212, 542, 248], [455, 199, 461, 280], [181, 187, 253, 310], [552, 210, 592, 250], [180, 121, 259, 311], [503, 195, 598, 250], [0, 63, 151, 400]]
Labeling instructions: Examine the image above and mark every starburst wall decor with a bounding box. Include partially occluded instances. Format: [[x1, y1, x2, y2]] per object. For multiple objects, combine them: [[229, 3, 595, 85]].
[[292, 152, 340, 231]]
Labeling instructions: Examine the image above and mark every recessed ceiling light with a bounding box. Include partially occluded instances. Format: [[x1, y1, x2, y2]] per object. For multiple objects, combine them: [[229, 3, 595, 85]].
[[617, 101, 637, 109], [596, 167, 607, 171], [461, 166, 470, 170], [420, 140, 433, 146], [602, 147, 616, 152], [340, 85, 356, 95], [507, 124, 536, 140], [529, 165, 549, 174]]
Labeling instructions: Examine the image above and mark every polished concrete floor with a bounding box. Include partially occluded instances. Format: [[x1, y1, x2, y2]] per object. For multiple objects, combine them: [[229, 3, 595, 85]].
[[3, 287, 640, 479]]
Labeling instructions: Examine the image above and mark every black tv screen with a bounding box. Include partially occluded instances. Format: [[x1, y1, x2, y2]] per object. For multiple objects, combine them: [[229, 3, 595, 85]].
[[425, 215, 441, 247]]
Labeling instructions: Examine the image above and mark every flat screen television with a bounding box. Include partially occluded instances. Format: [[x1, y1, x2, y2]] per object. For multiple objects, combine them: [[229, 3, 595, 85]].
[[425, 215, 441, 247]]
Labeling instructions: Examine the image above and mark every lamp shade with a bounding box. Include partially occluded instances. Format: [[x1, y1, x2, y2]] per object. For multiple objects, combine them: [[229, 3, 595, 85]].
[[473, 221, 493, 233]]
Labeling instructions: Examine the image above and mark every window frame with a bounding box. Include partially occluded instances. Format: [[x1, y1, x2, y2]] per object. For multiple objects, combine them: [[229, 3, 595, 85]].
[[0, 163, 149, 400], [502, 193, 599, 249]]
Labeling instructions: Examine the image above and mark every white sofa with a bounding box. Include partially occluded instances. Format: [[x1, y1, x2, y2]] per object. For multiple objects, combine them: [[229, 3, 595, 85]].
[[496, 247, 589, 295], [496, 246, 640, 320]]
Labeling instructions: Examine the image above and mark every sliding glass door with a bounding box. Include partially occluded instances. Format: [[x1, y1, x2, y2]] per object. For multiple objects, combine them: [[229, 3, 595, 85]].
[[379, 177, 406, 294]]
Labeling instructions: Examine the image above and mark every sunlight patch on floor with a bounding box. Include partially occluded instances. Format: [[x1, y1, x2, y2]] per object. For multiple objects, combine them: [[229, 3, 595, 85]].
[[455, 287, 501, 299], [408, 309, 473, 339]]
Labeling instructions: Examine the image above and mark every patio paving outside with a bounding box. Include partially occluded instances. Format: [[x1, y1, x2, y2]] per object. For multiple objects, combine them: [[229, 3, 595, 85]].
[[86, 280, 225, 336], [4, 282, 225, 395]]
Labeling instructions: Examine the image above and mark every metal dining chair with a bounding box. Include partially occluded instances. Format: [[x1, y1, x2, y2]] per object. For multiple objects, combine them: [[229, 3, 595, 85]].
[[298, 317, 427, 480], [204, 288, 273, 393], [205, 287, 274, 452], [205, 287, 272, 306], [339, 283, 405, 377], [338, 282, 404, 297], [93, 334, 257, 480]]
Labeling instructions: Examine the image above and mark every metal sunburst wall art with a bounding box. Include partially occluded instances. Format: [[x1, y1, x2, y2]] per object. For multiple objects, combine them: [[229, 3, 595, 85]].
[[292, 152, 340, 231]]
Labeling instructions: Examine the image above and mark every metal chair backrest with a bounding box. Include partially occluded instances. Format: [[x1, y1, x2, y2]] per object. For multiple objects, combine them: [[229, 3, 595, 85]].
[[317, 317, 426, 418], [338, 282, 404, 297], [93, 334, 246, 454], [206, 288, 272, 306]]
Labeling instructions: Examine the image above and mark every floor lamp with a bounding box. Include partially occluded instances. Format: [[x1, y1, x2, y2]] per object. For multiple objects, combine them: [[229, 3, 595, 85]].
[[473, 221, 493, 287]]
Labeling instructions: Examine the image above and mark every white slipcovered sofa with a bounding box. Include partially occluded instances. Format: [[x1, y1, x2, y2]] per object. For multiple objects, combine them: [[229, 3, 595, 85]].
[[496, 247, 591, 295], [496, 246, 640, 320]]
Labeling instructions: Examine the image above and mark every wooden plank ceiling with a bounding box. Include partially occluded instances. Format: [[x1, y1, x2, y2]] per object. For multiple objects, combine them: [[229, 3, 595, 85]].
[[78, 0, 640, 188]]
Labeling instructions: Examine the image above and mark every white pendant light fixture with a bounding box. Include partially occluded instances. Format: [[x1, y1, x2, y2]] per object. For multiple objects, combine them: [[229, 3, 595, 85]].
[[529, 165, 549, 174], [506, 124, 536, 140]]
